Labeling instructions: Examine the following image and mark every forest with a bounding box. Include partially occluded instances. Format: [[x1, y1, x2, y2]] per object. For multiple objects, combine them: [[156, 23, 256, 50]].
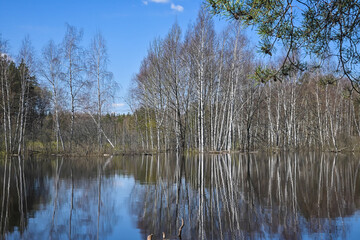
[[1, 8, 360, 155], [3, 1, 360, 240]]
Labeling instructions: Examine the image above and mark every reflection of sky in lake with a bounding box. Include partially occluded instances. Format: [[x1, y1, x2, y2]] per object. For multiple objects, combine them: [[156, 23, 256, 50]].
[[301, 212, 360, 240], [5, 175, 142, 240], [1, 153, 360, 240], [344, 213, 360, 240]]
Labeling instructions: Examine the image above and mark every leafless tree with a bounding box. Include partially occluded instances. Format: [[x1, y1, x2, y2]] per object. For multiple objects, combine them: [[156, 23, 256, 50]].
[[40, 40, 65, 152], [62, 23, 86, 152], [87, 32, 115, 151]]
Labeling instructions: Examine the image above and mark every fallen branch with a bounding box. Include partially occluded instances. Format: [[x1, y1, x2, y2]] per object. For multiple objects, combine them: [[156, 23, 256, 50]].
[[329, 147, 348, 153], [87, 111, 115, 148]]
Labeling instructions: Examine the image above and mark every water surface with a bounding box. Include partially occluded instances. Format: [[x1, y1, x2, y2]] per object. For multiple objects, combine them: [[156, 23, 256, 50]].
[[1, 152, 360, 239]]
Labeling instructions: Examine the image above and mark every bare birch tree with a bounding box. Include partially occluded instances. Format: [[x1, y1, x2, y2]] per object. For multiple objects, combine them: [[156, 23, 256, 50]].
[[87, 32, 114, 151], [17, 36, 35, 154], [62, 23, 85, 152], [0, 37, 11, 153], [40, 40, 65, 152]]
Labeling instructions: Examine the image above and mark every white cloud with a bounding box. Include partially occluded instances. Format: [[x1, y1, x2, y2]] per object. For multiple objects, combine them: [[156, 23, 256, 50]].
[[150, 0, 169, 3], [112, 103, 126, 108], [171, 3, 184, 12], [143, 0, 184, 13]]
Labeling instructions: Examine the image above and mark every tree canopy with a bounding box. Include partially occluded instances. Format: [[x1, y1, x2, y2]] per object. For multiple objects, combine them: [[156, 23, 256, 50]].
[[206, 0, 360, 89]]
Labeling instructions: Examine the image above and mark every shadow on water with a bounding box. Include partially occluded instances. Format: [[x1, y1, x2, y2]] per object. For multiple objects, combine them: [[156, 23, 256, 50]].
[[0, 152, 360, 239]]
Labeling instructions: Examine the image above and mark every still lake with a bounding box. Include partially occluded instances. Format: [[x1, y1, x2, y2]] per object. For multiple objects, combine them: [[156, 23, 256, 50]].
[[1, 152, 360, 240]]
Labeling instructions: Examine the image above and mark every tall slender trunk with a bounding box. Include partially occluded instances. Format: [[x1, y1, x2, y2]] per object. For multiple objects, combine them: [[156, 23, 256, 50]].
[[212, 36, 225, 151], [69, 57, 75, 153], [226, 25, 241, 151], [17, 65, 29, 155], [197, 25, 205, 153], [5, 72, 12, 152], [53, 88, 64, 152], [316, 83, 324, 148], [1, 67, 8, 152], [97, 54, 102, 151], [267, 85, 275, 146]]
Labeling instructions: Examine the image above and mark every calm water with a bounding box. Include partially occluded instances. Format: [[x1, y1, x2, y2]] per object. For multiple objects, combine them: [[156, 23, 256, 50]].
[[1, 152, 360, 240]]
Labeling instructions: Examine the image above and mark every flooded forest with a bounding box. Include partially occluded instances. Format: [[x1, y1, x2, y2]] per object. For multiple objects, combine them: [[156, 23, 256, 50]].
[[1, 9, 360, 155], [2, 2, 360, 240]]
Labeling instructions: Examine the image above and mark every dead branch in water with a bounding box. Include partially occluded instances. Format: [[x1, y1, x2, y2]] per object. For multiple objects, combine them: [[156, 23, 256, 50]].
[[147, 217, 184, 239], [178, 218, 184, 238]]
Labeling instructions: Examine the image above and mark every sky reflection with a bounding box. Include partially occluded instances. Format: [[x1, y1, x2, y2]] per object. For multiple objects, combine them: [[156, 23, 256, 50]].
[[1, 153, 360, 239]]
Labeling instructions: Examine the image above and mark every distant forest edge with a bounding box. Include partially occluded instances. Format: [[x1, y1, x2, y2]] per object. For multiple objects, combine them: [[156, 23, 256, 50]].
[[1, 8, 360, 155]]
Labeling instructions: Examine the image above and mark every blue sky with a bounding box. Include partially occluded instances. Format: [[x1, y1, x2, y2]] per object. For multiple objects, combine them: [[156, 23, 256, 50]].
[[0, 0, 232, 113]]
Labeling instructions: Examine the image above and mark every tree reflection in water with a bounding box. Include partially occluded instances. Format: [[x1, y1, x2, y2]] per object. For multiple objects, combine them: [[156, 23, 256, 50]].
[[0, 155, 29, 239], [0, 156, 119, 239], [130, 153, 360, 240], [0, 153, 360, 239]]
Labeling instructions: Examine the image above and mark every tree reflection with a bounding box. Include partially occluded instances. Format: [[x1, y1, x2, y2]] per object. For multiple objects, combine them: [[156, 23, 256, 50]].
[[1, 153, 360, 239], [0, 156, 12, 239], [130, 153, 360, 240], [0, 155, 32, 238], [0, 156, 119, 239], [50, 157, 63, 238]]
